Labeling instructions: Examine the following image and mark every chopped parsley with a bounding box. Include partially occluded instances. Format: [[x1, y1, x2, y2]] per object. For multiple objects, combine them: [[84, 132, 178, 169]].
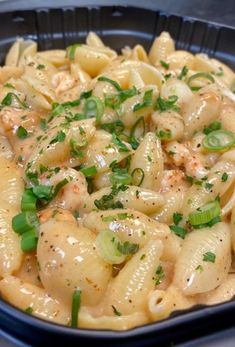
[[112, 305, 122, 316], [36, 64, 45, 70], [4, 83, 14, 89], [195, 265, 203, 272], [158, 130, 172, 140], [154, 95, 180, 113], [205, 183, 214, 191], [178, 65, 188, 80], [69, 139, 84, 158], [173, 212, 183, 225], [16, 126, 28, 139], [94, 185, 128, 210], [160, 60, 169, 69], [39, 118, 47, 131], [203, 251, 216, 263], [203, 121, 221, 135], [49, 130, 66, 144], [221, 172, 228, 182], [25, 307, 33, 314], [112, 133, 130, 152], [1, 92, 28, 109], [154, 265, 165, 285], [169, 225, 187, 239], [133, 89, 153, 112]]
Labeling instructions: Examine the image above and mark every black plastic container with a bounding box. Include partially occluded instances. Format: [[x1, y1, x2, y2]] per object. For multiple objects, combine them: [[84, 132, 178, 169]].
[[0, 4, 235, 347]]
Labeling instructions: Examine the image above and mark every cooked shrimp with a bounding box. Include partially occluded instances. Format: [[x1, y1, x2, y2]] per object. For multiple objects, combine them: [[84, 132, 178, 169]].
[[38, 207, 77, 224], [160, 169, 188, 193], [165, 141, 208, 179], [39, 167, 89, 211]]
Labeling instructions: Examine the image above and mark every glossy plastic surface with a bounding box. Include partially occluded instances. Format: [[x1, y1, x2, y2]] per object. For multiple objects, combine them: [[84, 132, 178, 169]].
[[0, 4, 235, 347]]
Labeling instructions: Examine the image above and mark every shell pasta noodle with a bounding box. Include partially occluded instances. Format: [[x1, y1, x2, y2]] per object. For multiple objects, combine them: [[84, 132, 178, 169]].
[[0, 30, 235, 331]]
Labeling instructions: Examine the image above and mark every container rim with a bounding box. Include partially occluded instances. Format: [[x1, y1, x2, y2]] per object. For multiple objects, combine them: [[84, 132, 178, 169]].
[[0, 0, 234, 30]]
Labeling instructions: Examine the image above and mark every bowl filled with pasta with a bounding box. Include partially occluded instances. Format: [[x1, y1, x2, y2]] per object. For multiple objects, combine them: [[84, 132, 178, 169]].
[[0, 4, 235, 347]]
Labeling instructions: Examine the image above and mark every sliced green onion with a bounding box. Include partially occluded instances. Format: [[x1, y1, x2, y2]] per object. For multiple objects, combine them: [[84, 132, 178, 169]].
[[71, 289, 81, 327], [203, 121, 221, 135], [80, 165, 98, 177], [21, 229, 38, 252], [188, 200, 221, 226], [187, 72, 215, 90], [178, 66, 188, 80], [110, 171, 132, 185], [12, 212, 39, 235], [202, 130, 235, 151], [130, 116, 145, 139], [112, 133, 130, 152], [117, 241, 139, 255], [95, 230, 126, 264], [21, 189, 37, 212], [83, 96, 104, 123], [1, 92, 28, 108], [129, 116, 145, 150], [231, 78, 235, 93], [97, 76, 122, 91], [67, 44, 81, 60], [131, 168, 144, 186], [101, 120, 124, 134], [133, 89, 153, 112], [32, 185, 53, 200], [154, 95, 180, 113]]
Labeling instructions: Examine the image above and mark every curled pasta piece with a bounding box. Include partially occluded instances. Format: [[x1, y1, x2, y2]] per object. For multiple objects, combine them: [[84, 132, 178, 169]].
[[0, 134, 13, 159], [0, 207, 23, 276], [182, 85, 222, 140], [151, 111, 184, 141], [86, 32, 105, 48], [148, 285, 195, 321], [79, 307, 148, 330], [0, 276, 70, 324], [36, 50, 67, 67], [173, 223, 231, 295], [39, 168, 89, 212], [37, 220, 112, 306], [129, 132, 163, 190], [0, 66, 23, 83], [119, 85, 158, 128], [102, 240, 163, 315], [25, 118, 96, 173], [82, 185, 165, 215], [0, 157, 24, 209], [167, 50, 195, 70], [130, 45, 149, 63], [16, 253, 41, 287], [74, 45, 117, 77], [218, 103, 235, 134], [82, 208, 170, 247], [83, 130, 133, 174], [149, 32, 175, 66], [160, 79, 193, 106], [197, 275, 235, 306], [5, 39, 37, 67], [151, 188, 186, 224]]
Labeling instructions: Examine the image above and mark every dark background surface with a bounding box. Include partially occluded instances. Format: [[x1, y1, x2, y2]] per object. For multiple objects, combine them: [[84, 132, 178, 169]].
[[0, 0, 234, 346], [0, 0, 234, 28]]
